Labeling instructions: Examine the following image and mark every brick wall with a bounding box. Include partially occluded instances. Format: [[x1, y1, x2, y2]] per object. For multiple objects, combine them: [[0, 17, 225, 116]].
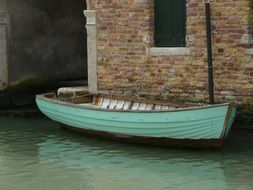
[[92, 0, 253, 109]]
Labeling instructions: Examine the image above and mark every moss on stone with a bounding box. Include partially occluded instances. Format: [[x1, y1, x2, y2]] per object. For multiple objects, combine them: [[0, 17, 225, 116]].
[[234, 103, 253, 125], [0, 76, 60, 109], [8, 76, 58, 93]]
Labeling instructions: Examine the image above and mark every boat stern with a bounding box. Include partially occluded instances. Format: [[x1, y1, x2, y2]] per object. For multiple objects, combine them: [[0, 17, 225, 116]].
[[221, 104, 237, 138]]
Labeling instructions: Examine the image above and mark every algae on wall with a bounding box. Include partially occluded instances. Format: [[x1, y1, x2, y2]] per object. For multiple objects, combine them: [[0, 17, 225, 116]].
[[0, 76, 61, 108]]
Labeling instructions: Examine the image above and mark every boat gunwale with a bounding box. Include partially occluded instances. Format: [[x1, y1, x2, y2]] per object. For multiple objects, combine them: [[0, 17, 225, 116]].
[[36, 92, 232, 113]]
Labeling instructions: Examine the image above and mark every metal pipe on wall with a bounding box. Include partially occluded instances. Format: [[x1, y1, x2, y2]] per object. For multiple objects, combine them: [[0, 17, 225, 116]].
[[205, 3, 215, 104]]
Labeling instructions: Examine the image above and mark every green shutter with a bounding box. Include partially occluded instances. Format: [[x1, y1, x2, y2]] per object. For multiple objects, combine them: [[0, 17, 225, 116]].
[[155, 0, 186, 47]]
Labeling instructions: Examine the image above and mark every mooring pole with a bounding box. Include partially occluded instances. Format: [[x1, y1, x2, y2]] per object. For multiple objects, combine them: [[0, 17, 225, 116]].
[[205, 3, 214, 104]]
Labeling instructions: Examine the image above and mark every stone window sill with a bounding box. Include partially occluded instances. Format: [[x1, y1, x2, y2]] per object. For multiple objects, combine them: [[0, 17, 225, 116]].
[[245, 48, 253, 55], [148, 47, 190, 56]]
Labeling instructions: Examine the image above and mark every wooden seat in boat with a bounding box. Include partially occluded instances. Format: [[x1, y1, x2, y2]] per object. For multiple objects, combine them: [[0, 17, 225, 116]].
[[92, 97, 175, 111]]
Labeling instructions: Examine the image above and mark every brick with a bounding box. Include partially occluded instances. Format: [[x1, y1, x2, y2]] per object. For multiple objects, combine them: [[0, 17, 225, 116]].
[[91, 0, 253, 106]]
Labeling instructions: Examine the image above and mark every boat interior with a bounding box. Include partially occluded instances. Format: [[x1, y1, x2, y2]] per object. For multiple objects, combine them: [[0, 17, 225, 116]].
[[43, 91, 207, 111]]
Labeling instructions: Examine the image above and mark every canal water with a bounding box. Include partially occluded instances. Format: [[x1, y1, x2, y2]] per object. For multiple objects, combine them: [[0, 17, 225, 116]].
[[0, 116, 253, 190]]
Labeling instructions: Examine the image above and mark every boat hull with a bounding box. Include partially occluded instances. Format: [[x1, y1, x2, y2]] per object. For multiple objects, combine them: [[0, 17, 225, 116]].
[[60, 124, 224, 149], [36, 94, 236, 149]]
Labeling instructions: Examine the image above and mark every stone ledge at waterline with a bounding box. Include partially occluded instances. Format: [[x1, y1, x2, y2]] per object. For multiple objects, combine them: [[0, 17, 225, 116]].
[[235, 104, 253, 127], [1, 86, 253, 130], [0, 106, 252, 130], [0, 77, 59, 108], [0, 76, 87, 109]]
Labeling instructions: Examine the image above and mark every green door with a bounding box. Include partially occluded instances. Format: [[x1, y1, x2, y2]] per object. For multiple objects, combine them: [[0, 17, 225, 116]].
[[155, 0, 186, 47]]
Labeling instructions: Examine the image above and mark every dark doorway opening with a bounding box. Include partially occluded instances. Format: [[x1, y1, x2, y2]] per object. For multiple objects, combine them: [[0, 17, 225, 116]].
[[7, 0, 87, 84]]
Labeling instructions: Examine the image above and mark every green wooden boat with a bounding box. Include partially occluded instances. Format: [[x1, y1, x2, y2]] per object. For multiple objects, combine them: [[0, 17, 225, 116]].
[[36, 92, 236, 149]]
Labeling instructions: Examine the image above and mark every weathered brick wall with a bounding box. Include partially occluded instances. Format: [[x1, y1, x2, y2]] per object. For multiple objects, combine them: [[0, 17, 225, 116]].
[[92, 0, 253, 108]]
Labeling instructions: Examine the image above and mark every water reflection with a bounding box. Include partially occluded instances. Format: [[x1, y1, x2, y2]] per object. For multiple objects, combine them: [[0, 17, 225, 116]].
[[0, 116, 253, 190]]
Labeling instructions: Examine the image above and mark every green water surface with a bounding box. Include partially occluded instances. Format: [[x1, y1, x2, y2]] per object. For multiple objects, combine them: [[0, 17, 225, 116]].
[[0, 117, 253, 190]]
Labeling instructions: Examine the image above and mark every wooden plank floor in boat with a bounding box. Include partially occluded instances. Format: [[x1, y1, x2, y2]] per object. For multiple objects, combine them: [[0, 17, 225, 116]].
[[78, 97, 177, 111]]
